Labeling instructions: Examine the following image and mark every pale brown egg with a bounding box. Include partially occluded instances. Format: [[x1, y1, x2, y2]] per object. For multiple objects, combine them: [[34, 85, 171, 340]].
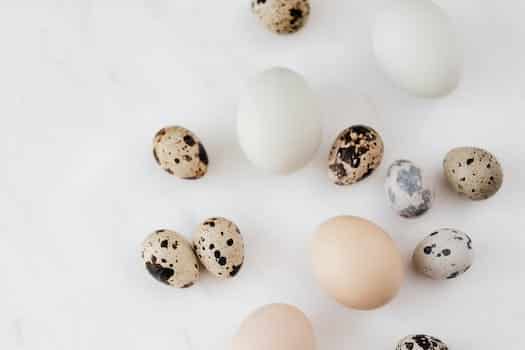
[[310, 216, 404, 310], [232, 303, 315, 350]]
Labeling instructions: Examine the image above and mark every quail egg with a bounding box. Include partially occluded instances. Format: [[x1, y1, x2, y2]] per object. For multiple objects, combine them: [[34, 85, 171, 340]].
[[443, 146, 503, 200], [328, 125, 384, 185], [396, 335, 448, 350], [413, 228, 473, 280], [193, 217, 245, 279], [251, 0, 310, 34], [385, 160, 434, 218], [142, 229, 199, 288], [153, 126, 209, 179]]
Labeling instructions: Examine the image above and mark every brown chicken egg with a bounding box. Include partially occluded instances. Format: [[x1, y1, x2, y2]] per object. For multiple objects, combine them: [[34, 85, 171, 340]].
[[232, 303, 315, 350], [310, 216, 404, 310]]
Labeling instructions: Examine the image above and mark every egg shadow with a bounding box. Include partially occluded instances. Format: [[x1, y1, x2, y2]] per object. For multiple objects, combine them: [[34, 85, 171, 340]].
[[432, 165, 478, 224], [201, 116, 249, 179], [309, 300, 364, 350]]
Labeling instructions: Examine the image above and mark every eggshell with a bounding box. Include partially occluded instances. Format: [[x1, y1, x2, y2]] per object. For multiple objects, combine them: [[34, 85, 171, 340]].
[[141, 229, 199, 288], [251, 0, 310, 34], [237, 67, 322, 174], [193, 217, 245, 279], [372, 0, 462, 97], [396, 335, 448, 350], [328, 125, 384, 185], [232, 303, 315, 350], [385, 160, 434, 218], [310, 216, 404, 310], [413, 228, 473, 280], [443, 146, 503, 200], [153, 126, 209, 179]]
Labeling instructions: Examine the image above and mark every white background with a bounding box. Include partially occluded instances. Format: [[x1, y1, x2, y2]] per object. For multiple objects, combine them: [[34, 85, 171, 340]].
[[2, 0, 525, 349]]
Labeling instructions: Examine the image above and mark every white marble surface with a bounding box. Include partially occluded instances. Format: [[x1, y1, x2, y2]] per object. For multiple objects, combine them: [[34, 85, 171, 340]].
[[2, 1, 525, 349]]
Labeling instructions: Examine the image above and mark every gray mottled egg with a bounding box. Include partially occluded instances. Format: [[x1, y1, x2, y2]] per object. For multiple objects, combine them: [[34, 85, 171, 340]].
[[396, 335, 448, 350], [328, 125, 384, 185], [385, 160, 434, 218], [413, 228, 473, 280], [443, 146, 503, 200], [153, 126, 209, 179], [142, 230, 199, 288], [251, 0, 310, 34], [193, 217, 244, 279]]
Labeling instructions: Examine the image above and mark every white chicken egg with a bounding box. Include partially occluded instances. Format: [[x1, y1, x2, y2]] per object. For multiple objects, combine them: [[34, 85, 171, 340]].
[[372, 0, 462, 97], [237, 67, 322, 174]]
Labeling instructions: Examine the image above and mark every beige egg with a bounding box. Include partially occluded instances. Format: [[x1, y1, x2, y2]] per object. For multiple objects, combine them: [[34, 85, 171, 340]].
[[310, 216, 404, 310], [232, 303, 315, 350]]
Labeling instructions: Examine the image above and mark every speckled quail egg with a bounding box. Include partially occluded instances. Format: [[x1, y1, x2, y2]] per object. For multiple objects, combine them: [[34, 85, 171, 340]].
[[251, 0, 310, 34], [193, 217, 244, 279], [385, 160, 434, 218], [328, 125, 384, 185], [443, 146, 503, 200], [142, 229, 199, 288], [153, 126, 209, 179], [413, 228, 473, 280], [396, 335, 448, 350]]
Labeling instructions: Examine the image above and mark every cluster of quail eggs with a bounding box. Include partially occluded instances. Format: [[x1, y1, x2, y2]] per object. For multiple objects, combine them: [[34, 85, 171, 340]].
[[139, 0, 506, 348], [141, 217, 245, 288], [326, 126, 502, 281], [145, 85, 503, 349], [326, 125, 502, 206], [146, 96, 502, 348]]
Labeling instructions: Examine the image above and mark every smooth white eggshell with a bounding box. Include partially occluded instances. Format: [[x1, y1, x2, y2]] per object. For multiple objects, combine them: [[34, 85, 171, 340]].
[[372, 0, 462, 97], [237, 67, 322, 174]]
